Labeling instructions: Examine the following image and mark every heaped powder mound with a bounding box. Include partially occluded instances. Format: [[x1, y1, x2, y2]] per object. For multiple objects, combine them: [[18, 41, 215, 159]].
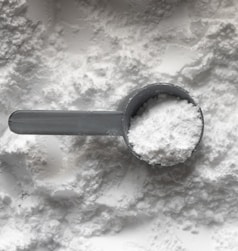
[[128, 95, 202, 166]]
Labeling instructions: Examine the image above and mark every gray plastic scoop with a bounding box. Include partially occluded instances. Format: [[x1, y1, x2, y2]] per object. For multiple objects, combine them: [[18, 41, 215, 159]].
[[8, 84, 204, 164]]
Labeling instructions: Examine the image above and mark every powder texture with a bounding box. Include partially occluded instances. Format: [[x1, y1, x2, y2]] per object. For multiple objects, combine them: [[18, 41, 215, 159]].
[[128, 95, 202, 166], [1, 0, 238, 250]]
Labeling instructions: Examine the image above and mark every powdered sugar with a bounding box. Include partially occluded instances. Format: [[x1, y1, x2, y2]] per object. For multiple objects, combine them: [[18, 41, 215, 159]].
[[128, 95, 202, 166], [1, 0, 238, 250]]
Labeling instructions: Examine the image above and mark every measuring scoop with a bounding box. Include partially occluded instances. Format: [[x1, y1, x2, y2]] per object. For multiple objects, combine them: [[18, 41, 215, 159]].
[[8, 84, 204, 165]]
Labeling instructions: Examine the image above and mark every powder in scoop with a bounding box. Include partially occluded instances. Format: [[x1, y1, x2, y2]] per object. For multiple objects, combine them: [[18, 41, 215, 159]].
[[128, 95, 202, 166]]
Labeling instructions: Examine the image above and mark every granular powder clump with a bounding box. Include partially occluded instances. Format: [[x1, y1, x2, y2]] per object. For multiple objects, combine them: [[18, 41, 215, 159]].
[[128, 95, 202, 166]]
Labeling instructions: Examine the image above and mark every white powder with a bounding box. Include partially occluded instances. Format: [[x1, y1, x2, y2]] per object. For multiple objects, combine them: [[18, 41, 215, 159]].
[[128, 95, 202, 166], [1, 0, 238, 250]]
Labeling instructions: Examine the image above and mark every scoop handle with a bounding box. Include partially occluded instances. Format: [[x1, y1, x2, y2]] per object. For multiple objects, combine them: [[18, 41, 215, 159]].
[[8, 110, 124, 136]]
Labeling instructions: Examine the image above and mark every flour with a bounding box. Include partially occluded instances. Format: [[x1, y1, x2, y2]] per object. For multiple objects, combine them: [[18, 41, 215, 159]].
[[128, 95, 202, 166], [1, 0, 238, 250]]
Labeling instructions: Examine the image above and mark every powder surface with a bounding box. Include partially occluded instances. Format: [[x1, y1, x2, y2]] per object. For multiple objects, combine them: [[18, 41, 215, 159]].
[[128, 95, 202, 166], [1, 0, 238, 251]]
